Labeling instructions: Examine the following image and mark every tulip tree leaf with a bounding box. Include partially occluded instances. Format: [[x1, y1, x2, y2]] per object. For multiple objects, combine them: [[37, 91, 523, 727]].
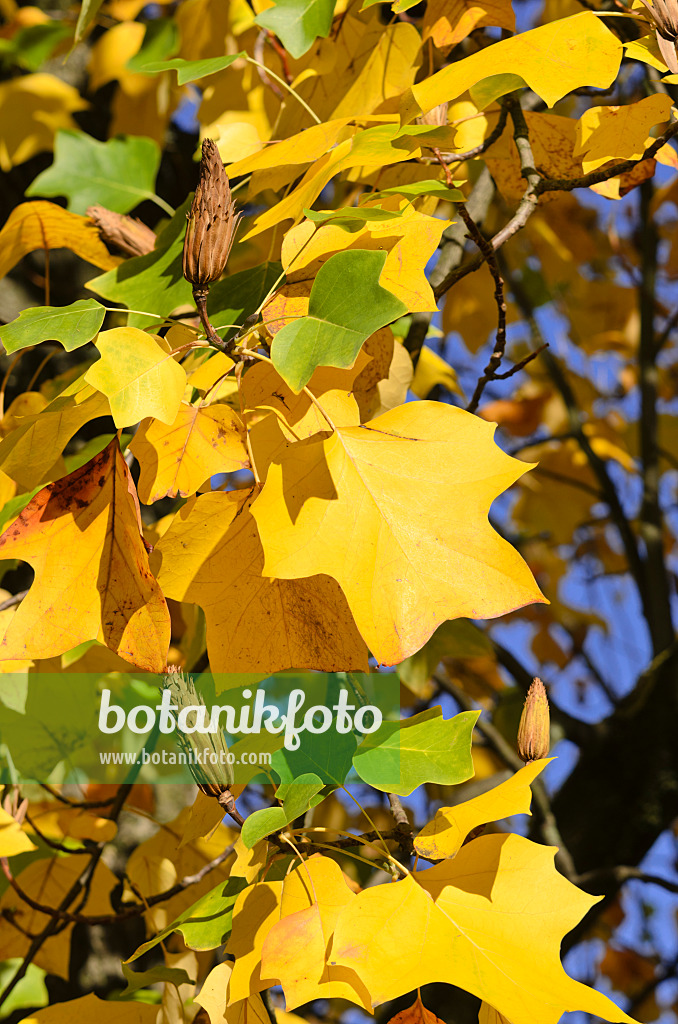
[[352, 707, 479, 797], [271, 728, 357, 786], [241, 773, 326, 847], [255, 0, 337, 59], [26, 131, 162, 216], [303, 206, 402, 226], [208, 261, 283, 343], [120, 964, 195, 998], [141, 53, 246, 85], [270, 249, 408, 392], [124, 877, 248, 960], [87, 199, 192, 329], [369, 180, 466, 202], [74, 0, 104, 43], [0, 299, 106, 354]]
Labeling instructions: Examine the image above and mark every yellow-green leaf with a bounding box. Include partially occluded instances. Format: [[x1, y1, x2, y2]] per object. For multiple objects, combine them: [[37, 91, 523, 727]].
[[84, 328, 187, 427]]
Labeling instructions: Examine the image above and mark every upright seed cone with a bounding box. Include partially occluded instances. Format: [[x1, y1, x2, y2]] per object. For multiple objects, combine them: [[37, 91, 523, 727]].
[[517, 676, 550, 763], [183, 138, 240, 290]]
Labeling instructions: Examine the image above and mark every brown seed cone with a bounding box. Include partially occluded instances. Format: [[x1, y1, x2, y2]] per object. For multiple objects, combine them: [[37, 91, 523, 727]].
[[87, 205, 156, 258], [637, 0, 678, 71], [183, 138, 240, 289], [517, 676, 550, 763]]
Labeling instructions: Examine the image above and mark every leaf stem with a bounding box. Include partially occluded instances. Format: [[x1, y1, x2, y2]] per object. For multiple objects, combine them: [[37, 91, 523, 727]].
[[245, 56, 321, 124], [150, 194, 176, 217]]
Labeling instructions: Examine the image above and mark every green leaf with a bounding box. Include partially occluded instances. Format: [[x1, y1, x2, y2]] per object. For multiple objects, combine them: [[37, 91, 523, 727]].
[[140, 53, 246, 85], [241, 773, 326, 847], [74, 0, 104, 44], [270, 249, 407, 392], [255, 0, 337, 59], [125, 876, 248, 961], [0, 22, 72, 71], [272, 728, 357, 786], [87, 199, 192, 329], [126, 18, 179, 73], [208, 261, 283, 342], [398, 620, 494, 695], [120, 964, 194, 998], [26, 131, 162, 216], [352, 707, 479, 797], [369, 180, 466, 202], [0, 961, 48, 1015], [470, 72, 527, 110], [0, 299, 106, 354], [303, 206, 402, 226]]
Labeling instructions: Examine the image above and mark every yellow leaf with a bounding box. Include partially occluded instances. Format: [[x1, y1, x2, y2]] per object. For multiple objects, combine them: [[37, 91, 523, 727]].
[[188, 351, 235, 392], [282, 204, 449, 312], [575, 94, 673, 173], [227, 117, 356, 183], [24, 804, 117, 845], [0, 376, 110, 492], [411, 346, 465, 399], [261, 854, 371, 1009], [0, 857, 117, 979], [0, 805, 36, 857], [226, 876, 284, 1001], [19, 993, 159, 1023], [0, 74, 88, 171], [87, 21, 145, 90], [414, 759, 550, 860], [130, 402, 249, 503], [423, 0, 515, 49], [331, 833, 637, 1024], [0, 201, 119, 281], [231, 836, 269, 883], [251, 402, 545, 665], [179, 791, 226, 849], [85, 329, 187, 428], [401, 12, 622, 120], [153, 489, 369, 673], [479, 1003, 513, 1024], [124, 804, 236, 933], [0, 438, 170, 672], [276, 13, 421, 136], [197, 962, 272, 1024], [385, 994, 446, 1024], [485, 112, 582, 202]]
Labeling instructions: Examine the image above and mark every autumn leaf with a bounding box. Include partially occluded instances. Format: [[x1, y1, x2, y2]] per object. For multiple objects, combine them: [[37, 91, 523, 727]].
[[16, 993, 159, 1022], [196, 962, 271, 1024], [0, 857, 118, 979], [414, 758, 551, 860], [401, 12, 622, 119], [260, 854, 371, 1009], [422, 0, 515, 49], [129, 402, 249, 503], [386, 994, 446, 1024], [84, 328, 187, 427], [330, 833, 638, 1023], [0, 438, 170, 672], [0, 806, 37, 857], [251, 401, 545, 664], [152, 489, 369, 673], [574, 93, 673, 173], [0, 74, 88, 171], [0, 376, 110, 492], [0, 201, 119, 282]]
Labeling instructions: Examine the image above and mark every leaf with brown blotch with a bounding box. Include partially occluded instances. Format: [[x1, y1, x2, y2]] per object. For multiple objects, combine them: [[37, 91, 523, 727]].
[[152, 489, 369, 675], [130, 402, 250, 504], [0, 438, 170, 672]]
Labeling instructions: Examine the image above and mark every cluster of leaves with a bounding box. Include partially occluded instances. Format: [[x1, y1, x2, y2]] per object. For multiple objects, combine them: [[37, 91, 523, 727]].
[[0, 0, 677, 1020]]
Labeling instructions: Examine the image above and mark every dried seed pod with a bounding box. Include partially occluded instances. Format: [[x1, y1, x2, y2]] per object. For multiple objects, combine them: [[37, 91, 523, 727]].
[[87, 206, 156, 258], [183, 138, 240, 290], [517, 676, 550, 764], [637, 0, 678, 71], [162, 665, 234, 795]]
